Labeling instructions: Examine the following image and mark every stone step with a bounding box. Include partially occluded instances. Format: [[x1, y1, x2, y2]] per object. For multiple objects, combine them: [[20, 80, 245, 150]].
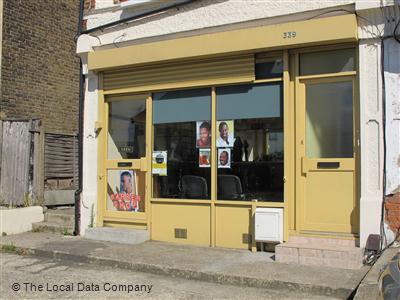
[[46, 207, 74, 216], [44, 207, 74, 227], [288, 235, 358, 247], [45, 212, 75, 226], [32, 221, 74, 235], [84, 227, 149, 245], [275, 236, 364, 270]]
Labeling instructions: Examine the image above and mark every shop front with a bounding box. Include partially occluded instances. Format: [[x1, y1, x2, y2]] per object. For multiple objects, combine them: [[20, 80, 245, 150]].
[[90, 14, 359, 250]]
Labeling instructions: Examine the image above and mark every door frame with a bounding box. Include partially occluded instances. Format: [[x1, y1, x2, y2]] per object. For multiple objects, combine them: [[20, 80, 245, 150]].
[[97, 87, 152, 228]]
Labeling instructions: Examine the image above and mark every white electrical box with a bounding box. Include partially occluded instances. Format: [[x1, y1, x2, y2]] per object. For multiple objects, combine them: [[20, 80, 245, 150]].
[[255, 207, 283, 242]]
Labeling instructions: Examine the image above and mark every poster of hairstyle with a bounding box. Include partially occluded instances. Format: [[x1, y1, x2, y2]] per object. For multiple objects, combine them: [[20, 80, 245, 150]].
[[216, 120, 235, 148], [196, 121, 211, 148], [218, 148, 231, 168], [110, 170, 140, 212], [199, 148, 211, 168]]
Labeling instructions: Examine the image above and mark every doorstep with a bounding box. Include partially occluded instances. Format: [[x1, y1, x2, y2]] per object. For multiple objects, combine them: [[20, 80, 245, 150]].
[[84, 227, 150, 245], [276, 236, 364, 269], [0, 232, 369, 299]]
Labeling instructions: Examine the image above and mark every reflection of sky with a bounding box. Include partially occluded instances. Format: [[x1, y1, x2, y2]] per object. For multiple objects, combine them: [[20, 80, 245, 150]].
[[153, 88, 211, 124], [217, 83, 281, 120], [109, 101, 145, 143], [306, 82, 353, 158], [268, 132, 284, 153]]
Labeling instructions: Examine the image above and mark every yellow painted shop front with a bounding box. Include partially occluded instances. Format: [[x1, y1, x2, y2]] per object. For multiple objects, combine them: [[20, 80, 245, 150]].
[[92, 14, 360, 250]]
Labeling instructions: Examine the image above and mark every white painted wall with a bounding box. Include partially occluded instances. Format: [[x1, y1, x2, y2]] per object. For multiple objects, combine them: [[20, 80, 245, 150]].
[[0, 206, 44, 235], [95, 0, 116, 10], [384, 39, 400, 196], [85, 0, 355, 48], [357, 5, 400, 246], [80, 71, 99, 231], [358, 40, 385, 247]]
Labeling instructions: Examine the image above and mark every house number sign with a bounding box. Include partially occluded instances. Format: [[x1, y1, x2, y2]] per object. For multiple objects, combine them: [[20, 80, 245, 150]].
[[283, 31, 297, 39]]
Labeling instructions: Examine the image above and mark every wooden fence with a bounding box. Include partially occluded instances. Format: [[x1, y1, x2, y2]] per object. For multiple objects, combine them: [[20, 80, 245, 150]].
[[0, 119, 78, 206], [0, 119, 43, 206]]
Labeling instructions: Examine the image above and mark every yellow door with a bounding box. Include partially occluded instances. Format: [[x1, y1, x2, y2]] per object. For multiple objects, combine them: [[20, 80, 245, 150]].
[[296, 76, 358, 235], [101, 94, 151, 224]]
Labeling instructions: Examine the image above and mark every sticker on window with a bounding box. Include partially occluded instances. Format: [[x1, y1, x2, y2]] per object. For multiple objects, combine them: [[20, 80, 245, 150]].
[[152, 151, 167, 176]]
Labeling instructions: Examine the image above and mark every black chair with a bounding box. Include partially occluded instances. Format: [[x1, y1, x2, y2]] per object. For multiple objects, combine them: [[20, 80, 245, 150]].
[[217, 175, 245, 200], [180, 175, 208, 199]]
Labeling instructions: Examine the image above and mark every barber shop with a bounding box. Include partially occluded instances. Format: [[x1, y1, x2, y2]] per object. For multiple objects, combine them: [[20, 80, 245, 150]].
[[79, 2, 393, 266]]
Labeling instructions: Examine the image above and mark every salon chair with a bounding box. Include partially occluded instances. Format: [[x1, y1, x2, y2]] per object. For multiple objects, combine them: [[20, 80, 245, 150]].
[[180, 175, 208, 199], [217, 175, 245, 200]]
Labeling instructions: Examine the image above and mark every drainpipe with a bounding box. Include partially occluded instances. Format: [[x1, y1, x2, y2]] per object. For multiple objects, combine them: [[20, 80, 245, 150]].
[[74, 0, 85, 236]]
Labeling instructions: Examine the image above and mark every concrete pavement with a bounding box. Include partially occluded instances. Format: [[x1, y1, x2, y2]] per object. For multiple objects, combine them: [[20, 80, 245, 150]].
[[1, 252, 336, 299], [1, 232, 370, 299]]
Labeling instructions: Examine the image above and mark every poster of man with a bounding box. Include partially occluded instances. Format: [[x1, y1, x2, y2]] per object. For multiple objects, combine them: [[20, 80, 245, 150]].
[[110, 170, 140, 212], [218, 148, 231, 168], [216, 120, 235, 147], [120, 170, 134, 194], [196, 121, 211, 148]]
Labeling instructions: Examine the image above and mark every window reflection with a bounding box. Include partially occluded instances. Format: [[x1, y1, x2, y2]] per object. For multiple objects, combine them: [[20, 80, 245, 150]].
[[306, 81, 353, 158], [108, 100, 146, 159], [216, 83, 283, 202], [152, 88, 211, 200]]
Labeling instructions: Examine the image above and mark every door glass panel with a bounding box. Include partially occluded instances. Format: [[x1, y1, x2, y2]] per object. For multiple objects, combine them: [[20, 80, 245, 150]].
[[106, 169, 146, 212], [108, 99, 146, 159], [306, 81, 353, 158], [300, 48, 355, 76]]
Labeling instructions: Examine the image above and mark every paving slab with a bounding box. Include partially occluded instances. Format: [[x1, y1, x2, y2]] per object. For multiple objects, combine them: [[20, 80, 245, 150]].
[[0, 232, 370, 299]]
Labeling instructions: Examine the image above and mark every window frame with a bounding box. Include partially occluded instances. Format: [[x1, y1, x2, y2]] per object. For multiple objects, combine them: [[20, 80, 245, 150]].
[[150, 78, 285, 204]]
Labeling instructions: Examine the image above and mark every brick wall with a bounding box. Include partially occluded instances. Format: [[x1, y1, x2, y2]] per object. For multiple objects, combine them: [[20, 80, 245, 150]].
[[385, 192, 400, 239], [1, 1, 80, 134]]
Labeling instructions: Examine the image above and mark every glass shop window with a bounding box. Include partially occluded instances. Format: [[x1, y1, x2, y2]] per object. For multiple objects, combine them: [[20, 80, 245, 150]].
[[300, 48, 355, 76], [216, 82, 283, 202], [152, 88, 211, 200]]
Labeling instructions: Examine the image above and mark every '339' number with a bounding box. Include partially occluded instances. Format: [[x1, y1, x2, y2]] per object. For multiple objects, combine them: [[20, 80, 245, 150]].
[[283, 31, 296, 39]]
